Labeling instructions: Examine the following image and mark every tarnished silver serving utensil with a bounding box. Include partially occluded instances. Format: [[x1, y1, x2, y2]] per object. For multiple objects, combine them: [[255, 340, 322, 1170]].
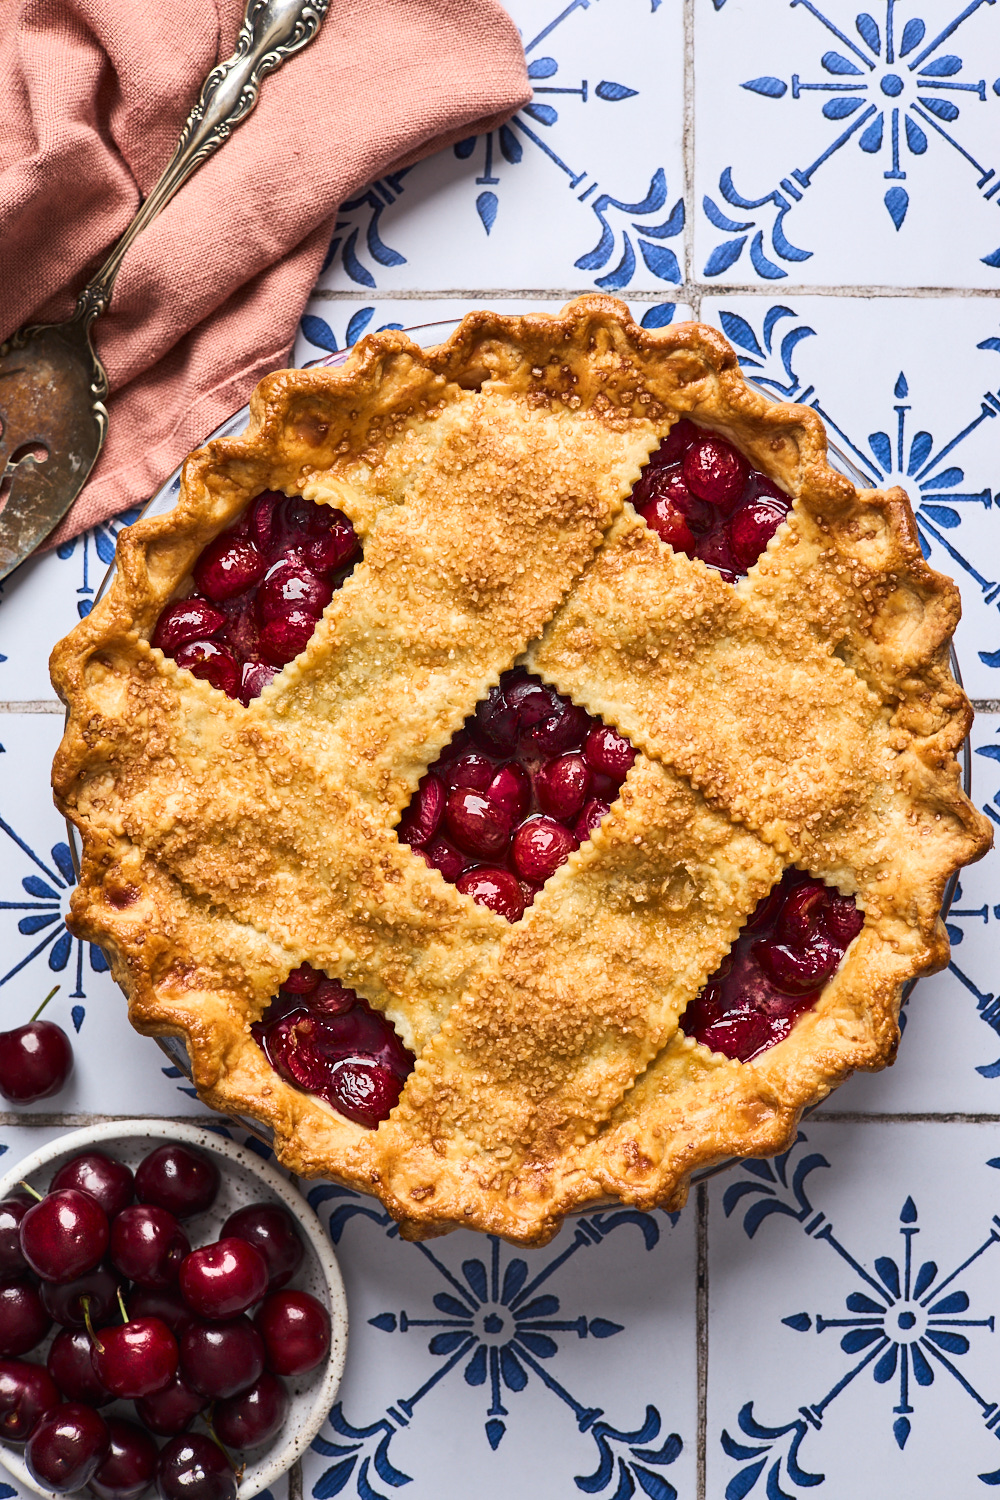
[[0, 0, 329, 582]]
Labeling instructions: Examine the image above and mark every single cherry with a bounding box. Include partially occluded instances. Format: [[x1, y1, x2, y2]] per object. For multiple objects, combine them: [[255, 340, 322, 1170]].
[[728, 499, 788, 571], [512, 816, 576, 885], [134, 1370, 206, 1437], [584, 726, 636, 781], [0, 1277, 51, 1356], [214, 1370, 289, 1450], [0, 985, 73, 1103], [47, 1328, 113, 1406], [89, 1417, 159, 1500], [456, 867, 525, 922], [0, 1195, 31, 1277], [91, 1315, 179, 1400], [173, 640, 240, 696], [178, 1238, 268, 1321], [179, 1317, 264, 1400], [25, 1402, 110, 1492], [151, 601, 227, 655], [421, 836, 468, 882], [682, 433, 747, 509], [20, 1188, 109, 1282], [220, 1204, 304, 1290], [193, 536, 265, 604], [135, 1145, 219, 1220], [536, 754, 589, 821], [395, 774, 445, 848], [110, 1206, 190, 1289], [40, 1263, 122, 1328], [51, 1152, 134, 1220], [573, 798, 610, 842], [0, 1358, 60, 1441], [485, 762, 531, 822], [238, 659, 277, 705], [156, 1434, 238, 1500], [255, 1289, 331, 1376], [444, 787, 512, 858]]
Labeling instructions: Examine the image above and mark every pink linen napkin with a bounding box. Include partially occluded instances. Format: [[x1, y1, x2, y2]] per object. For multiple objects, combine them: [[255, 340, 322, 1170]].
[[0, 0, 530, 548]]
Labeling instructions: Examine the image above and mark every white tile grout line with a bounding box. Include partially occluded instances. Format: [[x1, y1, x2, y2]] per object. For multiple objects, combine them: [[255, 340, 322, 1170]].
[[307, 285, 1000, 302], [0, 701, 64, 713]]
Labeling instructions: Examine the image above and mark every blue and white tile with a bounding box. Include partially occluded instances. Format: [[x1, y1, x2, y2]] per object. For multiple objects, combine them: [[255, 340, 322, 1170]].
[[708, 1121, 1000, 1499], [700, 294, 1000, 698], [313, 0, 684, 296], [695, 0, 1000, 288], [0, 713, 204, 1118], [300, 1196, 695, 1500]]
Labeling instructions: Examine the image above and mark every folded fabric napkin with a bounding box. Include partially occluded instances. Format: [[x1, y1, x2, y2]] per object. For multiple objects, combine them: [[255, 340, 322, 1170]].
[[0, 0, 529, 547]]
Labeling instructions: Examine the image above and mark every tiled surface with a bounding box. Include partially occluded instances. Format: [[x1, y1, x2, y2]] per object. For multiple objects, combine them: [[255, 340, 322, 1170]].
[[3, 1, 1000, 1497]]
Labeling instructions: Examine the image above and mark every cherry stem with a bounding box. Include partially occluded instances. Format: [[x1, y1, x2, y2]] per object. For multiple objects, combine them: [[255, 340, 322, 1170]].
[[82, 1296, 105, 1355], [17, 1180, 42, 1202], [201, 1408, 243, 1480], [117, 1287, 129, 1324], [29, 985, 60, 1024]]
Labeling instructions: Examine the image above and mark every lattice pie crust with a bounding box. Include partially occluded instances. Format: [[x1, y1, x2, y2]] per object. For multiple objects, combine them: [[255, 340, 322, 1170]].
[[50, 297, 991, 1245]]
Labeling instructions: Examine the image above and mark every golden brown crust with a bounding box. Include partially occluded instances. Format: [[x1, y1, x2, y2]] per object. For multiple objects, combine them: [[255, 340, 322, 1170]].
[[50, 296, 991, 1245]]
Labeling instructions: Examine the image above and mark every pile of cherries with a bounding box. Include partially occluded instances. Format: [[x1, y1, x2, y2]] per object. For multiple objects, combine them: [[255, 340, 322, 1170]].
[[252, 966, 414, 1131], [398, 667, 637, 923], [680, 867, 864, 1062], [632, 418, 792, 582], [0, 1142, 331, 1500], [151, 491, 360, 706]]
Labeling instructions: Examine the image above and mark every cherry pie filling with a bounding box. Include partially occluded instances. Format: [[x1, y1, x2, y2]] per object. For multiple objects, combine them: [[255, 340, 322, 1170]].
[[151, 490, 360, 705]]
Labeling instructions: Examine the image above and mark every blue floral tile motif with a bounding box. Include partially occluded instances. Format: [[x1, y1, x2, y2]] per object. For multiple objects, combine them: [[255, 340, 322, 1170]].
[[717, 1134, 1000, 1495], [53, 507, 143, 620], [307, 1186, 683, 1499]]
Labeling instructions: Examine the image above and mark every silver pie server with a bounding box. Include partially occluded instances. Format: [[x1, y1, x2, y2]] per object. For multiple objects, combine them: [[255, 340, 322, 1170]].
[[0, 0, 329, 583]]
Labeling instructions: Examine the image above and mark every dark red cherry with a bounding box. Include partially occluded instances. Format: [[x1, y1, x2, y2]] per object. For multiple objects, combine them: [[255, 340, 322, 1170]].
[[299, 510, 358, 574], [40, 1263, 122, 1328], [255, 1289, 331, 1376], [156, 1434, 237, 1500], [51, 1153, 134, 1221], [728, 499, 788, 571], [220, 1204, 304, 1291], [396, 774, 445, 848], [91, 1318, 178, 1400], [583, 725, 636, 781], [523, 699, 590, 756], [110, 1206, 189, 1289], [485, 762, 531, 822], [178, 1238, 268, 1321], [682, 434, 747, 509], [0, 1358, 60, 1441], [20, 1189, 109, 1282], [692, 527, 739, 582], [179, 1318, 264, 1400], [48, 1328, 114, 1406], [422, 836, 469, 882], [126, 1287, 195, 1337], [25, 1402, 109, 1492], [134, 1371, 206, 1437], [774, 881, 828, 946], [755, 937, 839, 994], [512, 817, 576, 885], [282, 963, 321, 996], [193, 537, 265, 604], [135, 1145, 220, 1220], [456, 868, 526, 922], [151, 601, 227, 655], [469, 684, 518, 755], [0, 1018, 73, 1102], [653, 417, 700, 466], [573, 798, 611, 842], [536, 753, 589, 820], [173, 639, 240, 697], [0, 1197, 30, 1277], [310, 977, 357, 1015], [439, 750, 494, 793], [89, 1417, 159, 1500], [249, 491, 284, 554], [825, 892, 864, 945], [257, 554, 332, 623], [638, 492, 696, 553], [258, 608, 318, 666], [214, 1369, 289, 1450], [444, 788, 512, 859], [238, 658, 277, 705]]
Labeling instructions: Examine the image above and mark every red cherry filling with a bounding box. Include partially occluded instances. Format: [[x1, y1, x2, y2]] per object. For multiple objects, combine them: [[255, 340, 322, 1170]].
[[152, 491, 360, 704], [680, 868, 864, 1062], [399, 669, 637, 921], [252, 970, 414, 1129], [633, 421, 792, 582]]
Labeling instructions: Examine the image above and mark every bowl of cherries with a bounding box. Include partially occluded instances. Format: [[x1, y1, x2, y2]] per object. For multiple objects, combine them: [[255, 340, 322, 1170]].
[[0, 1120, 347, 1500]]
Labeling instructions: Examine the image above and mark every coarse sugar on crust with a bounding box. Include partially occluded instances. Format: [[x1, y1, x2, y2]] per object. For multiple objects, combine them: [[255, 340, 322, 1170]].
[[51, 296, 991, 1245]]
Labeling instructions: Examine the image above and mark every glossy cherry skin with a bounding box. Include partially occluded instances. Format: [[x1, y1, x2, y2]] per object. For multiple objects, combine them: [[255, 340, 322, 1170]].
[[536, 754, 589, 821], [20, 1189, 109, 1282], [134, 1145, 220, 1221], [395, 774, 445, 848], [25, 1402, 110, 1493], [255, 1289, 331, 1377], [40, 1262, 122, 1328], [50, 1153, 134, 1220], [444, 787, 512, 858], [214, 1370, 289, 1450], [156, 1434, 238, 1500], [220, 1204, 304, 1291], [178, 1238, 268, 1321], [173, 640, 240, 697], [151, 601, 227, 655], [0, 1358, 60, 1441], [511, 816, 576, 885], [110, 1206, 189, 1289], [0, 1019, 73, 1102], [193, 537, 265, 604], [0, 1277, 52, 1355], [180, 1317, 264, 1400], [91, 1317, 179, 1400], [0, 1196, 31, 1277], [47, 1328, 114, 1406], [134, 1371, 206, 1437], [126, 1287, 195, 1336], [90, 1417, 159, 1500], [455, 867, 525, 922], [682, 434, 747, 509]]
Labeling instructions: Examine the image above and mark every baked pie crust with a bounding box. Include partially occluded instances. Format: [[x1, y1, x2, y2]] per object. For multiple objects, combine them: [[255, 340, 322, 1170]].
[[50, 296, 991, 1246]]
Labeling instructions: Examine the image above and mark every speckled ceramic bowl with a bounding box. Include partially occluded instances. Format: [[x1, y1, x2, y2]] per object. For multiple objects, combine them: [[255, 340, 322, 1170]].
[[0, 1119, 348, 1500]]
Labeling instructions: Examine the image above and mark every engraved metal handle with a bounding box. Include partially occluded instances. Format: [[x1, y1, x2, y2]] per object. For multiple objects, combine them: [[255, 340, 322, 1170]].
[[75, 0, 329, 325]]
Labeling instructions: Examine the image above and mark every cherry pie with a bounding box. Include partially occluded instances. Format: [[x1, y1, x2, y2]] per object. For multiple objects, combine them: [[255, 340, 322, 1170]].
[[51, 298, 990, 1245]]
